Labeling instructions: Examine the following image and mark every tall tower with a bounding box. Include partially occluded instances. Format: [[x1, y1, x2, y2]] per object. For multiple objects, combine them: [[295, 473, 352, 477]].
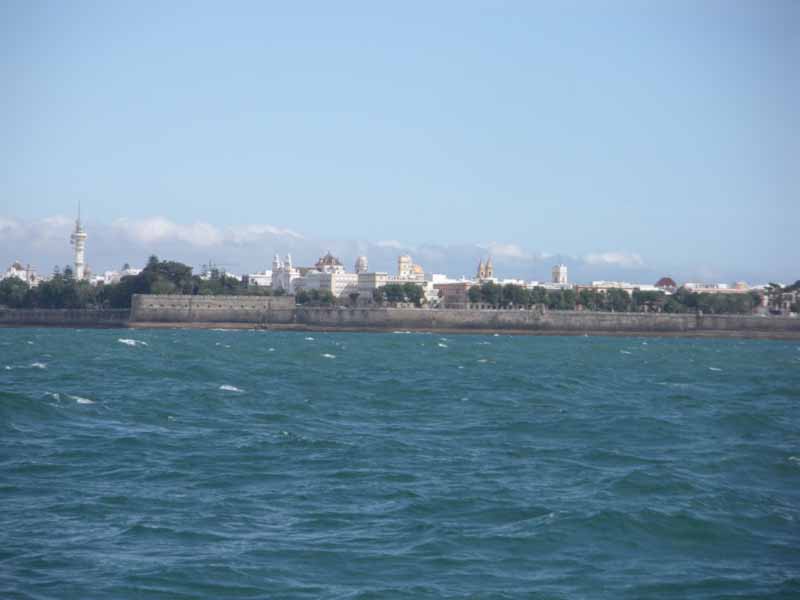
[[398, 254, 412, 278], [355, 255, 368, 274], [552, 264, 568, 284], [485, 256, 494, 279], [70, 203, 88, 280]]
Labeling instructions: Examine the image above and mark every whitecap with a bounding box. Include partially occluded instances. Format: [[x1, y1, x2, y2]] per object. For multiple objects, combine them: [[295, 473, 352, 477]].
[[620, 350, 632, 355], [45, 392, 60, 400], [305, 337, 315, 341], [457, 365, 464, 369], [437, 343, 448, 348], [789, 456, 800, 464], [708, 367, 723, 372], [393, 331, 411, 334], [69, 395, 94, 404], [493, 333, 500, 337], [118, 338, 147, 347], [4, 365, 12, 370], [322, 353, 336, 359], [219, 384, 243, 392], [26, 340, 33, 345], [268, 348, 275, 352], [30, 362, 47, 369], [477, 358, 488, 363]]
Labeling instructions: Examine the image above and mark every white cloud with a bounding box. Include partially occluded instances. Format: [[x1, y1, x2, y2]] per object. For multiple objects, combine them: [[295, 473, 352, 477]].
[[583, 251, 644, 268], [0, 217, 21, 232], [224, 224, 304, 244], [478, 242, 530, 260], [376, 239, 405, 249]]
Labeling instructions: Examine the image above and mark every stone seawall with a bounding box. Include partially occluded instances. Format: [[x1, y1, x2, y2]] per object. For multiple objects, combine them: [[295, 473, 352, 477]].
[[292, 307, 800, 336], [0, 308, 130, 328], [130, 294, 295, 324], [4, 294, 783, 338]]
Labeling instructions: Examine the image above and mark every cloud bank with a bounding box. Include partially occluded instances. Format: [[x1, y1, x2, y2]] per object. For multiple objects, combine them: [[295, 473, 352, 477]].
[[1, 214, 775, 284]]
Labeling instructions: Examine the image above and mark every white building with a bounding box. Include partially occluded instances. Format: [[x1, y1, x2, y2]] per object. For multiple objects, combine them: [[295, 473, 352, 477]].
[[552, 264, 568, 284], [358, 271, 389, 296], [2, 261, 40, 286], [393, 254, 425, 283], [271, 254, 301, 294], [247, 270, 272, 287], [354, 256, 368, 274], [684, 282, 751, 294], [99, 266, 142, 285], [584, 281, 661, 294]]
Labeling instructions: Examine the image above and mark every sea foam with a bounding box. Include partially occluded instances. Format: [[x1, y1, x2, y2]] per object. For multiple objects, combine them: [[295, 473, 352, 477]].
[[118, 338, 148, 347], [69, 395, 94, 404], [220, 384, 244, 393]]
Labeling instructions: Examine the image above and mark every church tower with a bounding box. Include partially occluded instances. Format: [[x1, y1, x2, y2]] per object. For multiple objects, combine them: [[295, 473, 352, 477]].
[[485, 256, 494, 279]]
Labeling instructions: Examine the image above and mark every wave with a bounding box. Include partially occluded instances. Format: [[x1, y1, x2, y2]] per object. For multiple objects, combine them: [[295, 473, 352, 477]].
[[118, 338, 148, 347], [219, 384, 244, 393], [67, 395, 94, 404], [30, 362, 47, 369]]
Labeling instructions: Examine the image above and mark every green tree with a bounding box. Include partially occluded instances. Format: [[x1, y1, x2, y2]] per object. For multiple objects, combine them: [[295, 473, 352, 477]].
[[527, 286, 546, 305], [468, 285, 481, 304], [402, 282, 423, 307], [0, 278, 30, 308], [501, 284, 528, 308], [606, 288, 631, 312], [383, 284, 406, 303], [480, 282, 502, 307]]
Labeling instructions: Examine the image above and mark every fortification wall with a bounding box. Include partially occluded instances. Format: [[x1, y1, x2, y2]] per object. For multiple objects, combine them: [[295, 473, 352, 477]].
[[0, 308, 130, 327], [294, 307, 800, 335], [130, 294, 295, 323], [125, 295, 800, 337]]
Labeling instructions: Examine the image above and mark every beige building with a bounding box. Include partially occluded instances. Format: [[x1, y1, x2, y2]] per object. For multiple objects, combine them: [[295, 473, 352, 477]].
[[552, 264, 568, 284]]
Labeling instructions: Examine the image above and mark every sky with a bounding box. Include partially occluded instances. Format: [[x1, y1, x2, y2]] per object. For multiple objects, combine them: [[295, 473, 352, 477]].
[[1, 1, 798, 283]]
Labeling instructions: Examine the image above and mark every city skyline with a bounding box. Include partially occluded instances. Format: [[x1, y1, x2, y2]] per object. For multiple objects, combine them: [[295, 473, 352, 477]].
[[2, 1, 798, 284], [0, 212, 794, 286]]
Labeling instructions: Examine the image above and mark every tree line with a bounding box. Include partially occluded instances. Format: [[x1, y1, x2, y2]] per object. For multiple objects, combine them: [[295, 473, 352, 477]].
[[467, 282, 763, 315], [0, 256, 273, 310]]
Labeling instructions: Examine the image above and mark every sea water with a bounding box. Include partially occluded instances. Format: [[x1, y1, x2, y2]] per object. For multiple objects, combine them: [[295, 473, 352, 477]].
[[1, 328, 799, 599]]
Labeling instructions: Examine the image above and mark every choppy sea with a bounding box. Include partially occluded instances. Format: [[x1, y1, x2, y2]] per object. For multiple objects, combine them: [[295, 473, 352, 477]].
[[1, 328, 799, 599]]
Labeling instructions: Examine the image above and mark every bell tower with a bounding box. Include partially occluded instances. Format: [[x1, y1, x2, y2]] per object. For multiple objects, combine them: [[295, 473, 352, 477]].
[[69, 202, 88, 280]]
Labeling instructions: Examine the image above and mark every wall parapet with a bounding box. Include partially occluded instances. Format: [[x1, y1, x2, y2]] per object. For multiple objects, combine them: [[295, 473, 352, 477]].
[[0, 308, 130, 327]]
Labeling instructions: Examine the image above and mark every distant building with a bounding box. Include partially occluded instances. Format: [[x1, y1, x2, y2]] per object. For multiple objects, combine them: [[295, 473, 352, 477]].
[[290, 252, 359, 298], [354, 256, 368, 274], [247, 270, 272, 287], [394, 254, 425, 282], [434, 282, 472, 309], [69, 205, 88, 280], [655, 277, 677, 293], [358, 271, 389, 296], [272, 254, 301, 294], [683, 282, 751, 294], [576, 281, 661, 295], [476, 257, 495, 281], [3, 261, 40, 286], [552, 264, 568, 285]]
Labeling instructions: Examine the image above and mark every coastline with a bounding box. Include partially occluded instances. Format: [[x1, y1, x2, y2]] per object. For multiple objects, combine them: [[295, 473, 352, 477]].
[[27, 319, 800, 340]]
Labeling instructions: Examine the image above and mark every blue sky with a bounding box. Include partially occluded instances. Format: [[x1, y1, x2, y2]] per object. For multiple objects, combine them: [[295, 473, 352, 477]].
[[1, 1, 798, 282]]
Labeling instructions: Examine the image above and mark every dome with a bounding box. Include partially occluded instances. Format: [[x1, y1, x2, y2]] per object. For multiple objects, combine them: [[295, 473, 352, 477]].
[[315, 252, 343, 269], [655, 277, 677, 289]]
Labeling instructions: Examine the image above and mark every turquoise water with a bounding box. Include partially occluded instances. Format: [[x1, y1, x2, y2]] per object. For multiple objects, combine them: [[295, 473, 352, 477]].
[[1, 328, 799, 599]]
